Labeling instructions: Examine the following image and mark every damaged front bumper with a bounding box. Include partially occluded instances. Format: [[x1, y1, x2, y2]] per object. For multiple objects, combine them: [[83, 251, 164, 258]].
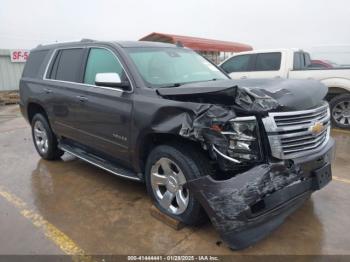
[[187, 138, 335, 250]]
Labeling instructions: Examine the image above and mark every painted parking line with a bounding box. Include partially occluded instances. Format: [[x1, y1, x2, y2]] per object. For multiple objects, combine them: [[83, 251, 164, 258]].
[[0, 126, 29, 133], [333, 176, 350, 185], [0, 185, 92, 261]]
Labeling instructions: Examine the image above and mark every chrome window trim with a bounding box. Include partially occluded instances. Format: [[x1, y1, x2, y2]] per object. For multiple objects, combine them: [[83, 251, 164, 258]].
[[42, 45, 134, 93]]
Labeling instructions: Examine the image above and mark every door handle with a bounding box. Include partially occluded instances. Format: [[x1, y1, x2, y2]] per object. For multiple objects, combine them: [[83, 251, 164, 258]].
[[240, 76, 247, 79], [76, 95, 88, 102], [44, 88, 52, 94]]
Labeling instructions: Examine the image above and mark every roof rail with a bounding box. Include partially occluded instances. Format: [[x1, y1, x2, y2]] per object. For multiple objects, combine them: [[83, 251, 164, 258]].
[[36, 39, 93, 48], [80, 38, 96, 43]]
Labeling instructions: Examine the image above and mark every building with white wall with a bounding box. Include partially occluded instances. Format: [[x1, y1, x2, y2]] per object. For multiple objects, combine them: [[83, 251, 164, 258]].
[[0, 49, 29, 91]]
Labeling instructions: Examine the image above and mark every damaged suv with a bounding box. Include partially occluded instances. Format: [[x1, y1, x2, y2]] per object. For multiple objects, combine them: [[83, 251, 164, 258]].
[[20, 40, 334, 249]]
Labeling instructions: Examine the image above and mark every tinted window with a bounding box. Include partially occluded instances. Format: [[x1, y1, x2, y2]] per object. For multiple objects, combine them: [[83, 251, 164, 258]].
[[255, 52, 281, 71], [51, 48, 85, 82], [303, 52, 311, 67], [84, 48, 125, 85], [293, 52, 302, 70], [22, 50, 48, 78], [293, 51, 312, 70], [221, 55, 251, 73]]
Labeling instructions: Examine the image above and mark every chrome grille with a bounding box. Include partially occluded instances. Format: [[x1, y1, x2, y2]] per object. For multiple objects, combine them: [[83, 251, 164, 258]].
[[262, 102, 331, 159]]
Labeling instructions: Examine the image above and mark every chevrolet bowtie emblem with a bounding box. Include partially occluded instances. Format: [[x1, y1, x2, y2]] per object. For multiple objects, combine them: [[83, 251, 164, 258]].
[[310, 122, 325, 134]]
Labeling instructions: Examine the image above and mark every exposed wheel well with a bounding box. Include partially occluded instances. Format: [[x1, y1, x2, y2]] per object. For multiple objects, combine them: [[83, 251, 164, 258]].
[[27, 103, 48, 124], [326, 87, 350, 101], [139, 133, 208, 173]]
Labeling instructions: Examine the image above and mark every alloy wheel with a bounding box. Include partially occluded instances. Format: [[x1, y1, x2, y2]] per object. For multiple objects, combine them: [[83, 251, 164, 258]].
[[150, 157, 189, 215], [33, 121, 49, 154], [332, 101, 350, 127]]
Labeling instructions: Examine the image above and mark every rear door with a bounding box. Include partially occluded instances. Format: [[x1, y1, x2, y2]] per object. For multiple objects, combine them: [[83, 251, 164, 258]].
[[220, 54, 254, 79], [44, 47, 88, 142], [248, 52, 284, 79]]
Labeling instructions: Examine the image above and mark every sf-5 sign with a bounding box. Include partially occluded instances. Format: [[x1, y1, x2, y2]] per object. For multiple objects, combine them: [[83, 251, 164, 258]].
[[10, 50, 30, 62]]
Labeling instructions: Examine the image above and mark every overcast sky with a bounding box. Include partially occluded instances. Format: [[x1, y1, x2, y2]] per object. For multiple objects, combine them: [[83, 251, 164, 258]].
[[0, 0, 349, 50]]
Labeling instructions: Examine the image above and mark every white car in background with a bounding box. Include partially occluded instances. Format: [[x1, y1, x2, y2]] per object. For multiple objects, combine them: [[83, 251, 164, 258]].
[[219, 48, 350, 128]]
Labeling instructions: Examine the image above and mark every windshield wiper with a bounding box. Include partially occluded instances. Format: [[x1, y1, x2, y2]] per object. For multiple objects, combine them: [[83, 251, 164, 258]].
[[158, 83, 183, 88], [158, 79, 219, 88]]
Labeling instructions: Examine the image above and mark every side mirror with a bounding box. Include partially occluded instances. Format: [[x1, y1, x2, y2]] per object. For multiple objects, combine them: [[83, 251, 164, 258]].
[[95, 73, 130, 90]]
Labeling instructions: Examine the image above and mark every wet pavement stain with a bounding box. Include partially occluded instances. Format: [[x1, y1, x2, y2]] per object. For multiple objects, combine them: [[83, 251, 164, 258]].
[[0, 105, 350, 255], [0, 185, 87, 256]]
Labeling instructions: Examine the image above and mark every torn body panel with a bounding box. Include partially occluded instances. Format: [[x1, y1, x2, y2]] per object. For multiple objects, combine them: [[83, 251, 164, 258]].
[[187, 138, 334, 249], [133, 94, 237, 168], [140, 78, 329, 170], [133, 78, 333, 249], [153, 78, 329, 166], [157, 78, 328, 112]]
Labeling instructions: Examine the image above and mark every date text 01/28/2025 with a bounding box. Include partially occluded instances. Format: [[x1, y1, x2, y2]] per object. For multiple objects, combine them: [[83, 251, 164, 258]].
[[127, 255, 219, 261]]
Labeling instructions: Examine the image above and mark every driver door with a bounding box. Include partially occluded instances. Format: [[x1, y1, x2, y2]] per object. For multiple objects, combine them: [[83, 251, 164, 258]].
[[76, 47, 133, 165]]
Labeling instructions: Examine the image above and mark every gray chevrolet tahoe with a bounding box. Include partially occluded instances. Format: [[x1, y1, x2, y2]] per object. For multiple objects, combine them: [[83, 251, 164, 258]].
[[19, 39, 335, 249]]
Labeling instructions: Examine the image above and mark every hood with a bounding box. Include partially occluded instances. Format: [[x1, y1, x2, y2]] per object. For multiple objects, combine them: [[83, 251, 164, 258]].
[[156, 79, 328, 112], [156, 80, 237, 106]]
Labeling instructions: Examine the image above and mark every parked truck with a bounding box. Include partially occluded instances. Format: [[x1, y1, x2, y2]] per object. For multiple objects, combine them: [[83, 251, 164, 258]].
[[20, 40, 334, 249], [220, 48, 350, 128]]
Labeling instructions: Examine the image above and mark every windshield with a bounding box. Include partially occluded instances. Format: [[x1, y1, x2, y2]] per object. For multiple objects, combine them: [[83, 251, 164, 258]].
[[126, 47, 228, 88]]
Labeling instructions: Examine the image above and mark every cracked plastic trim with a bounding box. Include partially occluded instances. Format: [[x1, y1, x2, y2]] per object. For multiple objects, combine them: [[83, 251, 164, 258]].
[[212, 145, 241, 163], [186, 138, 334, 250]]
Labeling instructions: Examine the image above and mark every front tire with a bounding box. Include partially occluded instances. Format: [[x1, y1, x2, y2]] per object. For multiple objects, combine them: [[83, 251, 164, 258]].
[[145, 143, 211, 225], [31, 114, 63, 160], [329, 93, 350, 129]]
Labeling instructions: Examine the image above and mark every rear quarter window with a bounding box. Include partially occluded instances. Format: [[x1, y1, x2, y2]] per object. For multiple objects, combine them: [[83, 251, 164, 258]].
[[48, 48, 85, 82], [293, 52, 303, 70], [22, 50, 49, 78], [255, 52, 281, 71]]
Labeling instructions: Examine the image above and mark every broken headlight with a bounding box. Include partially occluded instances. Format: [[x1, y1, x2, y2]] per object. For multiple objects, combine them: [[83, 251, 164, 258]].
[[222, 116, 261, 162]]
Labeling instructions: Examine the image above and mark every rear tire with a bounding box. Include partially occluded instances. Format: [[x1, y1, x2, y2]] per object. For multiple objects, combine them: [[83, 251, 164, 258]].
[[145, 143, 211, 225], [31, 114, 63, 160], [329, 93, 350, 129]]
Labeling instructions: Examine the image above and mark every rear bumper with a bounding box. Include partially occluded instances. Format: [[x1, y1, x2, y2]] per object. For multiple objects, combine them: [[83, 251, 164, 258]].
[[187, 137, 335, 250]]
